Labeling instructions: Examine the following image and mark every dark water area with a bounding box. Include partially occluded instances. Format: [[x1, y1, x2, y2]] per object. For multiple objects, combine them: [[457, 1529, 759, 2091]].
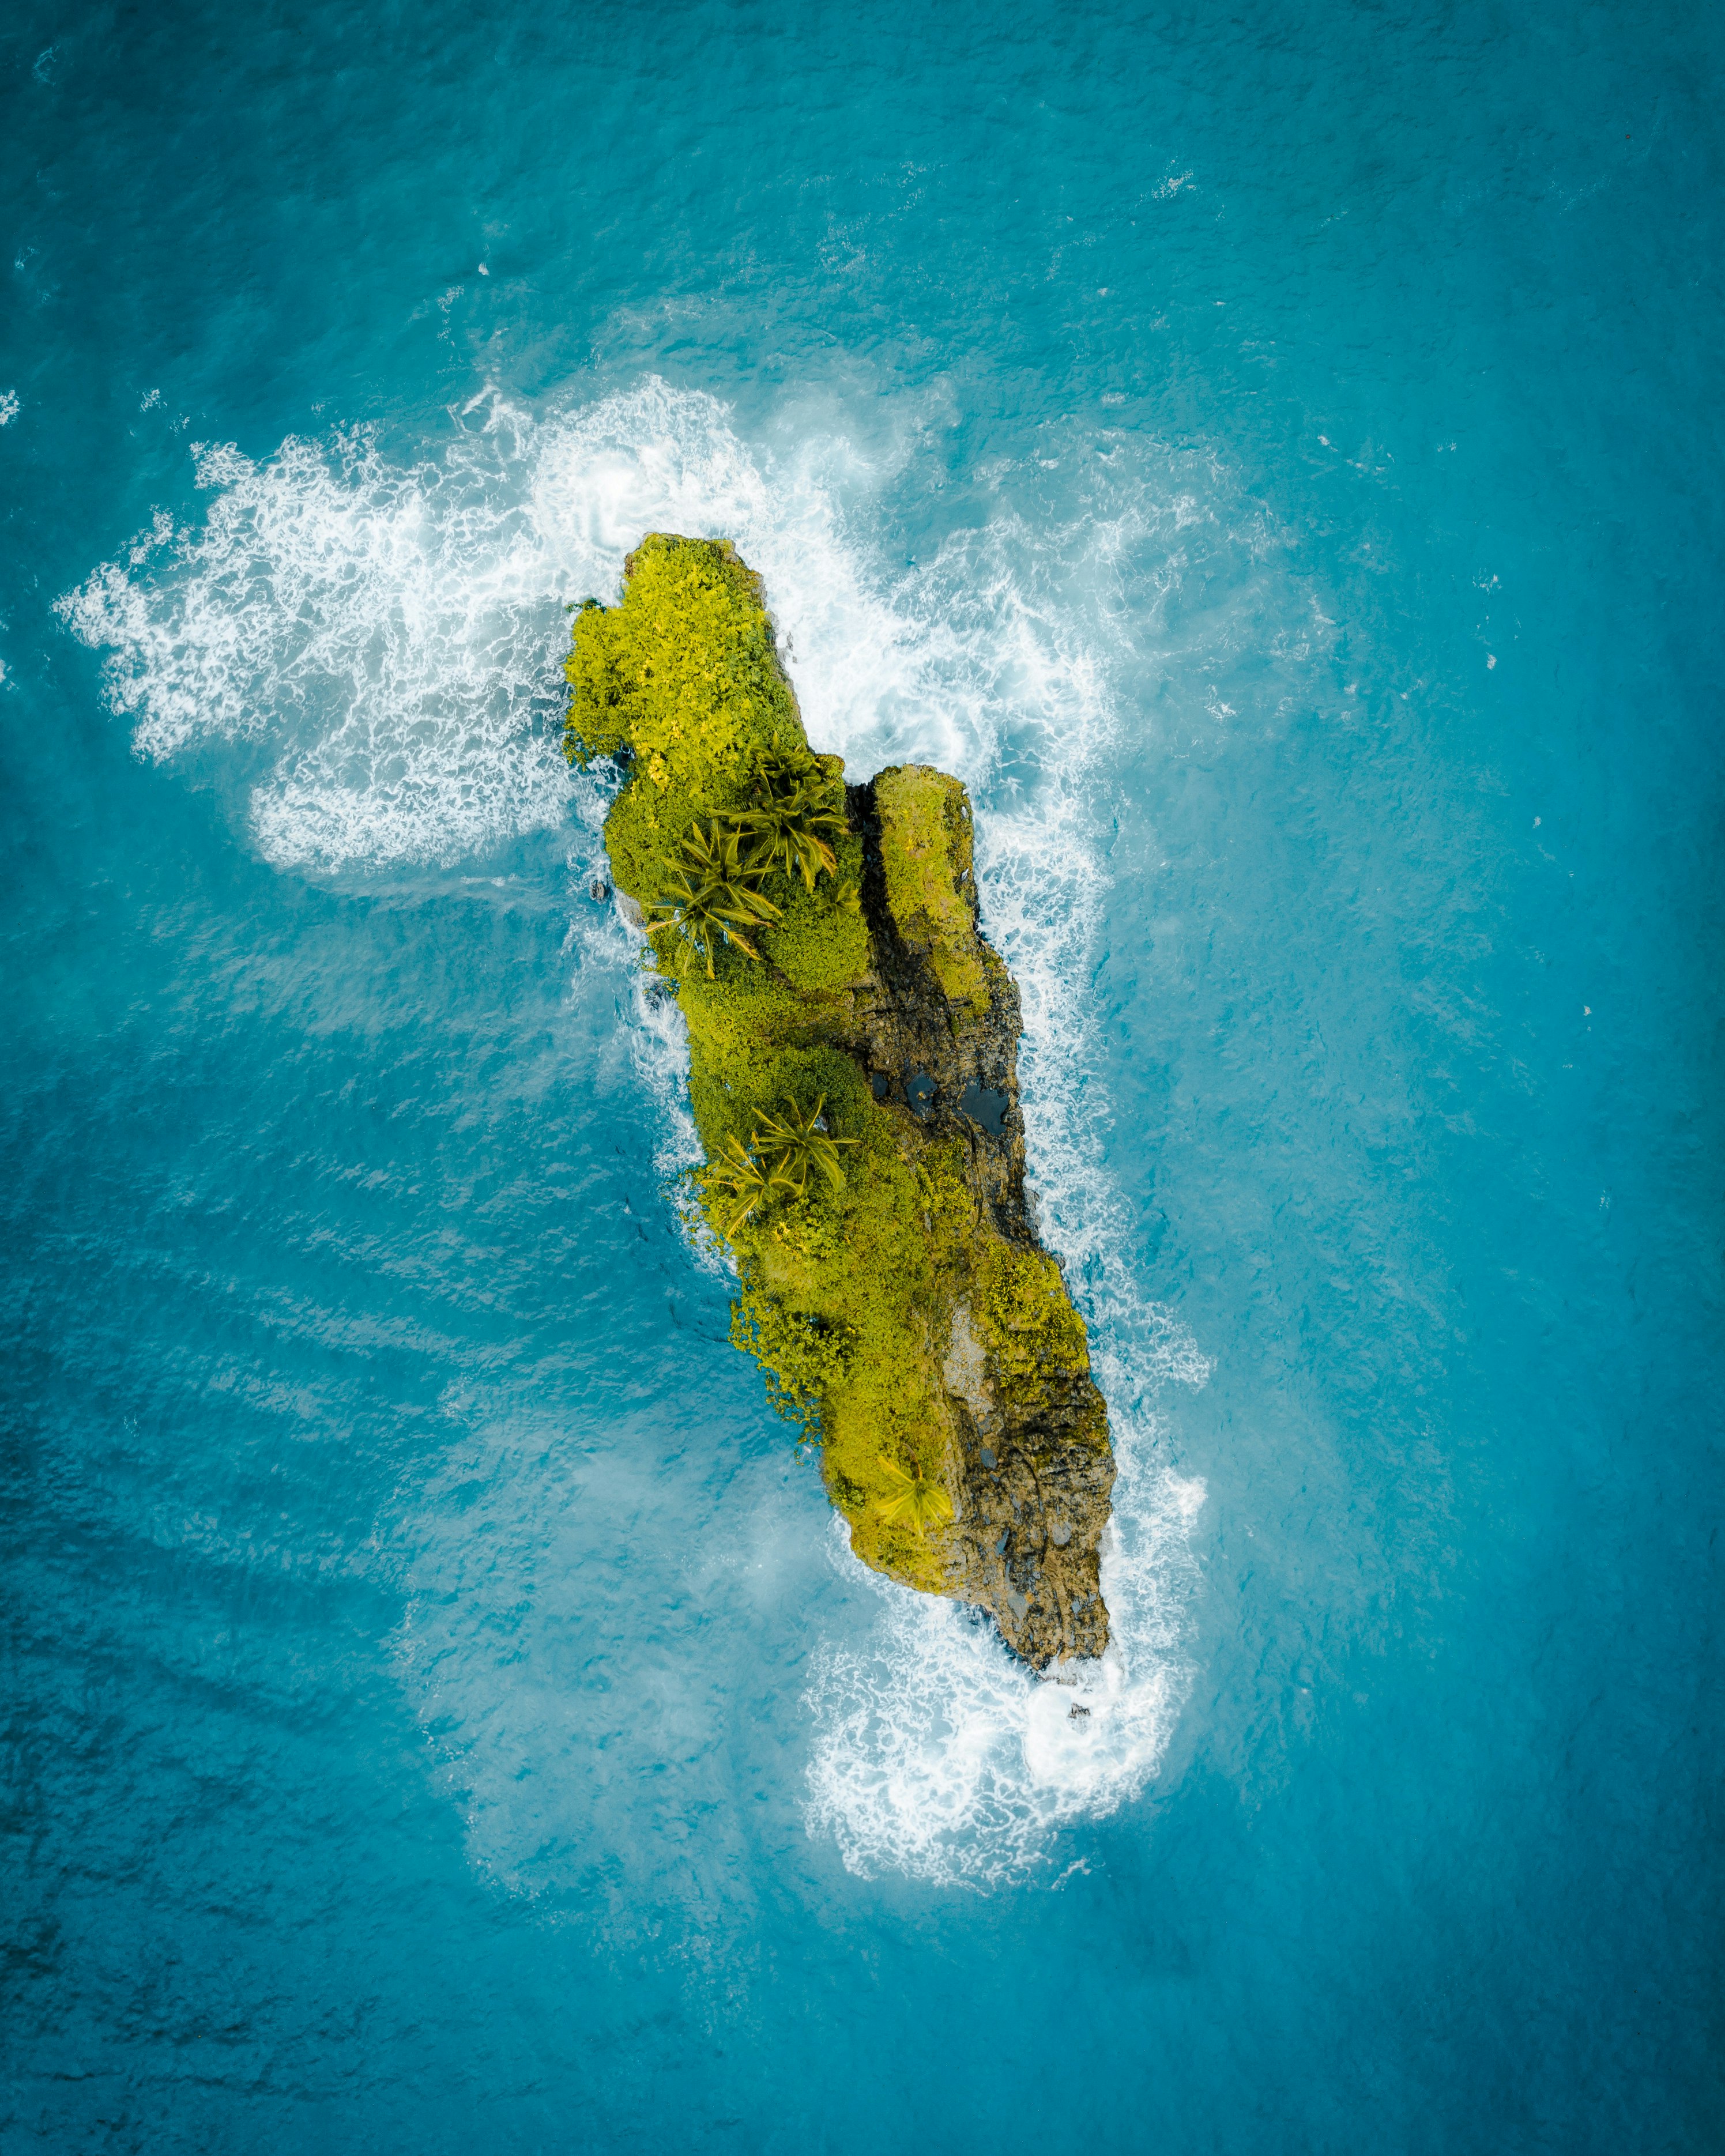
[[2, 3, 1722, 2151]]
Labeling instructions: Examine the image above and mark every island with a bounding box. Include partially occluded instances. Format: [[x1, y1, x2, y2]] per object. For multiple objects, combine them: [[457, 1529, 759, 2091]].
[[565, 534, 1116, 1667]]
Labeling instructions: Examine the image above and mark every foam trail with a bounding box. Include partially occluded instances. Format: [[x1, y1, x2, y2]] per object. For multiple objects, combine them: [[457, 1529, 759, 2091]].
[[57, 430, 571, 866], [59, 378, 1292, 1886]]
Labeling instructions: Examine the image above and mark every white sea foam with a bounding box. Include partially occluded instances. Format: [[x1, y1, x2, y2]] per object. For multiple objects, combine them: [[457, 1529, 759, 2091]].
[[805, 1454, 1206, 1884], [58, 420, 576, 867], [62, 377, 1241, 1885]]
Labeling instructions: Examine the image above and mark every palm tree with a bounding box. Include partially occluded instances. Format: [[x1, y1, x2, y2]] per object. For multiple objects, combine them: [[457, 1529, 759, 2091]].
[[750, 1094, 856, 1200], [706, 1132, 797, 1234], [706, 1097, 853, 1239], [650, 818, 782, 978], [875, 1456, 954, 1535], [736, 752, 848, 894]]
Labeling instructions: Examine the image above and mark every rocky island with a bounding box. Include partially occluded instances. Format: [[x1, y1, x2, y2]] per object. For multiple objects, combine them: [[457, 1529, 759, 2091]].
[[566, 534, 1116, 1666]]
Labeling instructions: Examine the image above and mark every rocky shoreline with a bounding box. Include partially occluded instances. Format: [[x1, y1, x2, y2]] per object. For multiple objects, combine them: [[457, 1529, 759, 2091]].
[[830, 768, 1117, 1664]]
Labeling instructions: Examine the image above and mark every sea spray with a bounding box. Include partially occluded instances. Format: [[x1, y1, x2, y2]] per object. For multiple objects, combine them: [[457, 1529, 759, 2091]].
[[55, 376, 1283, 1884]]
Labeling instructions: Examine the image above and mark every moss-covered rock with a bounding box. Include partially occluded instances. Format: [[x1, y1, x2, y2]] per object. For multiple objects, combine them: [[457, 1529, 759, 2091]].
[[874, 764, 991, 1014], [567, 533, 1116, 1667]]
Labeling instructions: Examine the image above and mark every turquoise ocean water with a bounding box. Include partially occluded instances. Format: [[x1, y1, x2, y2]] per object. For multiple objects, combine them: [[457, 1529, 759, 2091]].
[[2, 5, 1722, 2149]]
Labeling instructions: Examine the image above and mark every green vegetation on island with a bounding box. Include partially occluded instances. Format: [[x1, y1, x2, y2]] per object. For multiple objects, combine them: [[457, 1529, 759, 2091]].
[[565, 534, 1114, 1663]]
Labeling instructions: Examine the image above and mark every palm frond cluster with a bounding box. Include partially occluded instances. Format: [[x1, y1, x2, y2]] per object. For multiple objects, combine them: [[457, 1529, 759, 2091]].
[[709, 1094, 857, 1234], [649, 751, 847, 976], [649, 817, 781, 978], [732, 750, 848, 895]]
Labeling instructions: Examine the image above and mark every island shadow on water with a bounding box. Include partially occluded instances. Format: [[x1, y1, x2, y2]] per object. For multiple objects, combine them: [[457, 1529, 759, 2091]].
[[567, 533, 1116, 1669]]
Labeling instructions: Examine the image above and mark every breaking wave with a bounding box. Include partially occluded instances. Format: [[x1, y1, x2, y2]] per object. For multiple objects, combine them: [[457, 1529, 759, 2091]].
[[59, 376, 1306, 1885]]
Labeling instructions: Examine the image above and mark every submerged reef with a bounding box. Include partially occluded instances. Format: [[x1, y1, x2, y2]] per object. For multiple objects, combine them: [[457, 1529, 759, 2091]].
[[566, 534, 1115, 1667]]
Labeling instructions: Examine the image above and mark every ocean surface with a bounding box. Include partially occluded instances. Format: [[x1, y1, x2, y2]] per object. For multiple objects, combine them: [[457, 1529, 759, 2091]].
[[2, 4, 1721, 2149]]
